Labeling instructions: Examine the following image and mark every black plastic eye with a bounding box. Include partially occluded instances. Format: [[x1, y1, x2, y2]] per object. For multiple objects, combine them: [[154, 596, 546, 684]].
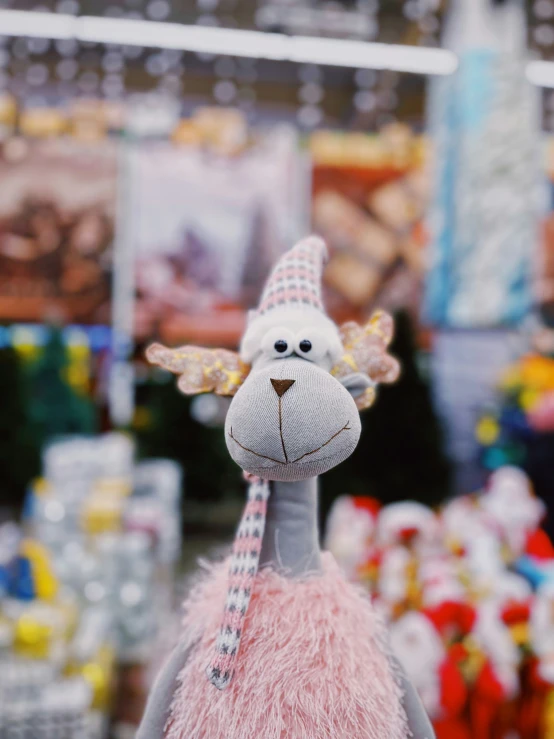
[[299, 340, 312, 353], [274, 340, 288, 353]]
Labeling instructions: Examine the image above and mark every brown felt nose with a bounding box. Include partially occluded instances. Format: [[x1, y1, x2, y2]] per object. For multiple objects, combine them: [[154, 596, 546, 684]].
[[270, 378, 295, 398]]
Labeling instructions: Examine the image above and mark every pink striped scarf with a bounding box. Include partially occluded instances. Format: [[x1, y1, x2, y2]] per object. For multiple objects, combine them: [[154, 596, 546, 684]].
[[206, 477, 270, 689]]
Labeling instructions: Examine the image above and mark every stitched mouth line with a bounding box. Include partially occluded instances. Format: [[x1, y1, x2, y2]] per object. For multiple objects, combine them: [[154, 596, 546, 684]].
[[291, 422, 351, 463], [228, 422, 351, 466], [228, 428, 284, 465]]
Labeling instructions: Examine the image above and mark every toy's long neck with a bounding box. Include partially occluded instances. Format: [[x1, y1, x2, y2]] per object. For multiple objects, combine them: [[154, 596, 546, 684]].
[[259, 477, 322, 577]]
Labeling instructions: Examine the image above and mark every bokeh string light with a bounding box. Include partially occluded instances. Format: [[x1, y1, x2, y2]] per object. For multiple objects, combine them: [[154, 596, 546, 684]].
[[0, 2, 554, 132]]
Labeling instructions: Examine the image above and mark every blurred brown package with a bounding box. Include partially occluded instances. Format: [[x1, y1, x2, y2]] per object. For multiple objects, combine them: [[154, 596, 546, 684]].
[[172, 120, 204, 147], [368, 168, 430, 234], [538, 214, 554, 304], [324, 252, 381, 306], [368, 181, 415, 232], [404, 168, 432, 208], [20, 107, 68, 138], [0, 94, 17, 138], [379, 122, 415, 169], [68, 99, 109, 142], [313, 190, 398, 267], [113, 664, 149, 727], [398, 235, 426, 275], [193, 107, 248, 156]]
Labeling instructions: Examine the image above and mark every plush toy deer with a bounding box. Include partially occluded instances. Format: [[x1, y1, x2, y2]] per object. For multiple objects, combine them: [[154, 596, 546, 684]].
[[138, 236, 435, 739]]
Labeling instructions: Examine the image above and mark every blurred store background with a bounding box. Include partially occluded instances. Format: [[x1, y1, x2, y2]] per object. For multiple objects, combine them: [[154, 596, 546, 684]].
[[1, 0, 554, 736]]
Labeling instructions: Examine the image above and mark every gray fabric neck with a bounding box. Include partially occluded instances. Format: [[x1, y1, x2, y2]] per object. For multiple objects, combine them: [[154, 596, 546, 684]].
[[259, 477, 322, 577]]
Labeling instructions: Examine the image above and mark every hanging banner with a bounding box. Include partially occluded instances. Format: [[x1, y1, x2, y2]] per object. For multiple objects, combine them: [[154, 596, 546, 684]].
[[129, 124, 300, 346]]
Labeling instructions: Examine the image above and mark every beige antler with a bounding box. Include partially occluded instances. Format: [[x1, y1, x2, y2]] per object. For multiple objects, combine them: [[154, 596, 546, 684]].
[[332, 310, 400, 410], [146, 343, 250, 396]]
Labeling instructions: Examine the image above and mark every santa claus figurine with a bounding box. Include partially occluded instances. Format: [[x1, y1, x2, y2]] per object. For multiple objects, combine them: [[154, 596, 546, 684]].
[[482, 466, 546, 561], [325, 495, 380, 582], [390, 611, 470, 739], [469, 600, 521, 739], [519, 581, 554, 739], [375, 502, 438, 616]]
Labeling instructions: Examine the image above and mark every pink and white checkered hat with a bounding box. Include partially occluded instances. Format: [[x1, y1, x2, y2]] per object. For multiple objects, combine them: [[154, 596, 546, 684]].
[[254, 235, 328, 317], [240, 236, 341, 366]]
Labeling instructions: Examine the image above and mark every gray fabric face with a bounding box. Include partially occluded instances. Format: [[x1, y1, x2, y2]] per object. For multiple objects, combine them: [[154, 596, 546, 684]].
[[225, 356, 361, 481]]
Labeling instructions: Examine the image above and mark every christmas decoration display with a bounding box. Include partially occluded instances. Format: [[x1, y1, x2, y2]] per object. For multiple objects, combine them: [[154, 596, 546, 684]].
[[424, 0, 546, 497], [477, 354, 554, 453], [326, 465, 554, 739], [311, 124, 429, 322], [425, 0, 543, 329], [476, 353, 554, 528], [131, 122, 301, 347], [0, 433, 183, 738], [26, 325, 97, 441], [0, 346, 41, 511], [139, 235, 434, 738], [0, 325, 112, 511]]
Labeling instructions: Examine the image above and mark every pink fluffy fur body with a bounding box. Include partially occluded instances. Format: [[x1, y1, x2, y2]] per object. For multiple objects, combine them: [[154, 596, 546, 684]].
[[167, 553, 409, 739]]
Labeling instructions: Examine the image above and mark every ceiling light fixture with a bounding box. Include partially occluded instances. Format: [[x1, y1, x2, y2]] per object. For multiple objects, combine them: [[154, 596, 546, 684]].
[[1, 7, 553, 85], [0, 8, 458, 76]]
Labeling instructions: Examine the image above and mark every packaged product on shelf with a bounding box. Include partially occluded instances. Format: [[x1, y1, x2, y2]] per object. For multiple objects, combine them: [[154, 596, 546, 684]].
[[0, 431, 184, 737]]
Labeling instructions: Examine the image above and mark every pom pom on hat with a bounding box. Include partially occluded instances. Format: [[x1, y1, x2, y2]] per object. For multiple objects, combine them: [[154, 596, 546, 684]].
[[352, 496, 382, 517], [526, 529, 554, 561], [501, 599, 532, 628], [377, 501, 438, 547], [424, 601, 477, 639]]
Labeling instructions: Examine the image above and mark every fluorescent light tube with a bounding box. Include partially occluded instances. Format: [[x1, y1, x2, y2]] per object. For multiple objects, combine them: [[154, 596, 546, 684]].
[[0, 7, 550, 84], [77, 17, 291, 60], [75, 17, 458, 75], [527, 60, 554, 89], [0, 9, 74, 39], [0, 8, 457, 76]]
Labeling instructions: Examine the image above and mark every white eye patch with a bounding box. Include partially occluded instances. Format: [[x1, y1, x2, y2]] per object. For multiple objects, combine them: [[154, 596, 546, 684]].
[[294, 328, 328, 363], [261, 327, 295, 359]]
